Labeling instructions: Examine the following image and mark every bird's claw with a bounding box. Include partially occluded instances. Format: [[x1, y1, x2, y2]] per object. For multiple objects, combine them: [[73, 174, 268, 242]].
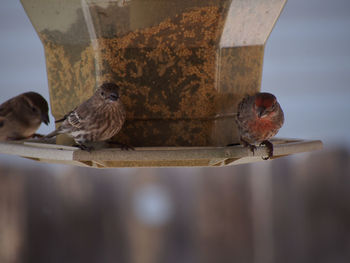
[[108, 141, 135, 151], [75, 144, 93, 152], [120, 144, 134, 151], [247, 144, 257, 155], [226, 143, 240, 147], [31, 133, 45, 138], [260, 140, 273, 160], [241, 139, 257, 155]]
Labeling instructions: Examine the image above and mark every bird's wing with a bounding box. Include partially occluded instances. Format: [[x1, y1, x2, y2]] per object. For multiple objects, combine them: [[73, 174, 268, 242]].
[[45, 108, 86, 139], [55, 113, 70, 123], [66, 110, 86, 129], [0, 100, 13, 118], [55, 108, 76, 123], [237, 96, 248, 119], [0, 100, 14, 129], [64, 98, 94, 129]]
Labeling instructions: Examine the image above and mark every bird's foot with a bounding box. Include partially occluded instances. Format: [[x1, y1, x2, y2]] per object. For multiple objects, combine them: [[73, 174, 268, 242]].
[[108, 141, 135, 151], [31, 133, 45, 138], [241, 139, 257, 155], [226, 143, 240, 147], [247, 144, 257, 155], [260, 140, 273, 160], [75, 144, 94, 152], [6, 136, 20, 141]]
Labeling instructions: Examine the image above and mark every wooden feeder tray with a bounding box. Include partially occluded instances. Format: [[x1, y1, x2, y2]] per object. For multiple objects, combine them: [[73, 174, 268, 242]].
[[0, 138, 322, 168]]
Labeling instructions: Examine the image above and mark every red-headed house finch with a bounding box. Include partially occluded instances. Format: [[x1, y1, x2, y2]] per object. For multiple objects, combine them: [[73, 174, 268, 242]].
[[0, 92, 50, 141], [235, 92, 284, 159], [45, 83, 127, 151]]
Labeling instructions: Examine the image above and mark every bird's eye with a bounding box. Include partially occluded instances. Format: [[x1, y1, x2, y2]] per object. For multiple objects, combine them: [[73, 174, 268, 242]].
[[31, 107, 37, 112], [101, 91, 105, 96]]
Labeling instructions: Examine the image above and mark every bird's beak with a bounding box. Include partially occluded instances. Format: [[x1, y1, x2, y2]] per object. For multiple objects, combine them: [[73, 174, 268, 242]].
[[109, 93, 119, 101], [257, 106, 266, 118], [42, 113, 50, 125]]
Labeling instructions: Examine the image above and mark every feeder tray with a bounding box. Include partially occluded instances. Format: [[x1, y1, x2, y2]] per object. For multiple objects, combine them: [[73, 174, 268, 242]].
[[0, 138, 322, 168]]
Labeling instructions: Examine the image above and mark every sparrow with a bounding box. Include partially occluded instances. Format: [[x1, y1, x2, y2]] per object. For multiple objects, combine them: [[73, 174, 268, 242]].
[[45, 83, 127, 151], [235, 92, 284, 160], [0, 92, 50, 141]]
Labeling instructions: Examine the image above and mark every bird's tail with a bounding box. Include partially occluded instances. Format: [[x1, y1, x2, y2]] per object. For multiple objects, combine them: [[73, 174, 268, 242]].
[[55, 110, 73, 123], [55, 115, 67, 123], [45, 114, 70, 138]]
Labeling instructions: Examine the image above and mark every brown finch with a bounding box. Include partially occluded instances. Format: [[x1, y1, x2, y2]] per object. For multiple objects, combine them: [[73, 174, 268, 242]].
[[46, 83, 126, 151], [0, 92, 50, 141], [235, 92, 284, 159]]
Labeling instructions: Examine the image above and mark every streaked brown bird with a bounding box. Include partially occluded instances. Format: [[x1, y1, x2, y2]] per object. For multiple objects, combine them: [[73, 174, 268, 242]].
[[46, 83, 126, 151], [235, 92, 284, 159], [0, 92, 50, 141]]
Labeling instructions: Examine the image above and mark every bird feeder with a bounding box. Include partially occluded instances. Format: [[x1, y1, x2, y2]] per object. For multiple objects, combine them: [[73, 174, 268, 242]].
[[0, 0, 322, 167]]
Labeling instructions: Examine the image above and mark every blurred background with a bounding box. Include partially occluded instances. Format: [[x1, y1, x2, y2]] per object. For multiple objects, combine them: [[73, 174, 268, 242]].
[[1, 0, 350, 262]]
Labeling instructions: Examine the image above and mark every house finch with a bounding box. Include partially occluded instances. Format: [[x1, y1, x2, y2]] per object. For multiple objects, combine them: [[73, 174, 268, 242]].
[[0, 92, 50, 141], [46, 83, 127, 151], [235, 92, 284, 160]]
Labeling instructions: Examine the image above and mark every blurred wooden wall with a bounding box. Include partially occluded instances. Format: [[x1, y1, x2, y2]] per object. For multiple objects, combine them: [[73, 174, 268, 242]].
[[0, 147, 350, 263]]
